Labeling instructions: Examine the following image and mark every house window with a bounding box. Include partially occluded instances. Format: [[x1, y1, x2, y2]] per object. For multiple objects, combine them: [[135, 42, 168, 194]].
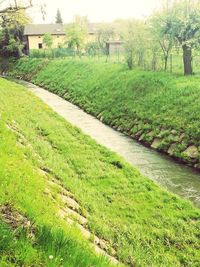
[[38, 43, 43, 49]]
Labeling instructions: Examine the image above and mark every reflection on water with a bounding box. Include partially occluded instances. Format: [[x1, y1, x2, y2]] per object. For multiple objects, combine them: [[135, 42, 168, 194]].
[[18, 80, 200, 208]]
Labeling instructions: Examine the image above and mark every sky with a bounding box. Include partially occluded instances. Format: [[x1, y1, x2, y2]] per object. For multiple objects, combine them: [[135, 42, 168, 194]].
[[30, 0, 161, 23]]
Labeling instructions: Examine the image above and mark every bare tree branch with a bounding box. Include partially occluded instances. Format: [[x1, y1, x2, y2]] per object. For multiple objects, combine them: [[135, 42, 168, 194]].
[[0, 0, 32, 14]]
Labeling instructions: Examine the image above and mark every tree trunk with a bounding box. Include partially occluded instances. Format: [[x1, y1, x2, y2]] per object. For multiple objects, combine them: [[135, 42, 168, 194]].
[[152, 52, 157, 71], [182, 45, 192, 75], [77, 44, 81, 58], [164, 54, 168, 72], [127, 51, 133, 70], [138, 51, 144, 68]]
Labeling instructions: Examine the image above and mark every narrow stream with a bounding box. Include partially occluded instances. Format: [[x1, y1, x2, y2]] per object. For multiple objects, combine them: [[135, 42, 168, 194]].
[[15, 79, 200, 207]]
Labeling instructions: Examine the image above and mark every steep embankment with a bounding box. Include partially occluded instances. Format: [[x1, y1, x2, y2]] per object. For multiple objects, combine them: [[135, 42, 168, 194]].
[[0, 78, 117, 267], [1, 77, 200, 266], [10, 58, 200, 168]]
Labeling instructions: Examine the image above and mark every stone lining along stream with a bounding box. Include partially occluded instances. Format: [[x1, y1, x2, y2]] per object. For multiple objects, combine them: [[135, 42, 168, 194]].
[[12, 79, 200, 208]]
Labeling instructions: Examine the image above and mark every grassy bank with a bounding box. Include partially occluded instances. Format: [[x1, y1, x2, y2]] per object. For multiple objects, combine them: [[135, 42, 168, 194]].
[[10, 58, 200, 168], [1, 78, 200, 266], [0, 78, 116, 267]]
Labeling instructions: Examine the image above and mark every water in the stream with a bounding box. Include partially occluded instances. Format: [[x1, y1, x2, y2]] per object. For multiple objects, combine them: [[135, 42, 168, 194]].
[[15, 79, 200, 207]]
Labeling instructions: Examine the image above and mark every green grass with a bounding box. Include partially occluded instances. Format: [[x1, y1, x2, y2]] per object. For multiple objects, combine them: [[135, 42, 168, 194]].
[[10, 58, 200, 167], [1, 78, 200, 266], [0, 220, 108, 267], [0, 78, 115, 267]]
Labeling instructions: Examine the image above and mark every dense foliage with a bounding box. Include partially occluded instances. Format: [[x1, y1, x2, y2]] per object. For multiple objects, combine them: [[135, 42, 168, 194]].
[[0, 0, 33, 57], [66, 16, 89, 53], [151, 0, 200, 75], [43, 33, 53, 49]]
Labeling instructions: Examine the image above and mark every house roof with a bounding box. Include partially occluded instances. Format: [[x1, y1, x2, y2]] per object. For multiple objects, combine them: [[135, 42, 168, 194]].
[[24, 23, 113, 36], [24, 24, 66, 36]]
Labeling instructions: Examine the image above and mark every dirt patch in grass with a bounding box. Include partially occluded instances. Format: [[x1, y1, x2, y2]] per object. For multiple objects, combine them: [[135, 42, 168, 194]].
[[0, 204, 35, 238]]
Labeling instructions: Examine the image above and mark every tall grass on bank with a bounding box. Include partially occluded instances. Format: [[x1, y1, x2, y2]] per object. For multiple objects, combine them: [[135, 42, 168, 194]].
[[1, 78, 200, 266], [10, 58, 200, 167], [0, 78, 114, 267]]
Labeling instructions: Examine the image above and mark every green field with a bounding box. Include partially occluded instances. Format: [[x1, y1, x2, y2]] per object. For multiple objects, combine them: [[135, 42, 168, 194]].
[[10, 58, 200, 168], [0, 77, 200, 266]]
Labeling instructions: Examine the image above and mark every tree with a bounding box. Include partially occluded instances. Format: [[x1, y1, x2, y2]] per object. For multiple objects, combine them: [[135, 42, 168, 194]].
[[96, 24, 115, 53], [0, 4, 31, 57], [0, 0, 46, 18], [0, 0, 33, 15], [43, 33, 53, 49], [119, 19, 151, 70], [156, 0, 200, 75], [0, 1, 45, 58], [66, 16, 88, 54], [55, 8, 63, 24], [85, 41, 100, 56], [151, 5, 175, 72]]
